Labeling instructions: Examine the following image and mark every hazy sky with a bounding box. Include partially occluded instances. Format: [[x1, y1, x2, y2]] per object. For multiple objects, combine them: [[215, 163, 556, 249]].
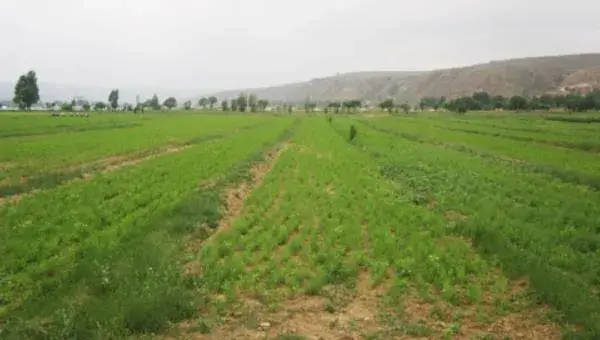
[[1, 0, 599, 91]]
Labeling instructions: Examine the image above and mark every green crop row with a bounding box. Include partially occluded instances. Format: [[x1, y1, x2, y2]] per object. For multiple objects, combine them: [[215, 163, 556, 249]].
[[431, 117, 600, 139], [0, 118, 295, 339], [430, 121, 600, 152], [333, 118, 600, 338], [366, 117, 600, 190]]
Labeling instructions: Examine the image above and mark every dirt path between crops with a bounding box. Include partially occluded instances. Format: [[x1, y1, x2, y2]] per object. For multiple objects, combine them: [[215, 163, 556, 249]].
[[182, 142, 289, 276], [206, 142, 288, 244], [169, 271, 564, 340]]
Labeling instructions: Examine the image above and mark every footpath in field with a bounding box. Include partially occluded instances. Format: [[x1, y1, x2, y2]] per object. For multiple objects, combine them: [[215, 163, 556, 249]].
[[175, 118, 562, 340]]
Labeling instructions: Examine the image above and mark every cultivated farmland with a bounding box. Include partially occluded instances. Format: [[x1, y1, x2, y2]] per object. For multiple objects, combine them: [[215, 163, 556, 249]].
[[1, 112, 599, 339]]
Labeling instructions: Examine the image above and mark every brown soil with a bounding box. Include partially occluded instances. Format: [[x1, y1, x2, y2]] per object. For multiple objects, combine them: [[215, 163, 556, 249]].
[[325, 183, 335, 196], [182, 143, 289, 275], [0, 189, 38, 207], [0, 177, 11, 187], [443, 210, 468, 223], [101, 145, 191, 173], [400, 277, 562, 340], [0, 162, 15, 171], [173, 272, 389, 340], [63, 143, 191, 176], [205, 143, 288, 244]]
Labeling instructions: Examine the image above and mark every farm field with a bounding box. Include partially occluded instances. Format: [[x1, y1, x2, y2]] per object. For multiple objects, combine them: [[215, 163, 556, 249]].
[[1, 112, 599, 339]]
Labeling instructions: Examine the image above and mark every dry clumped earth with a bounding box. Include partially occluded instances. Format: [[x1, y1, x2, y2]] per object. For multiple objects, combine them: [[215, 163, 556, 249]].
[[167, 272, 562, 340]]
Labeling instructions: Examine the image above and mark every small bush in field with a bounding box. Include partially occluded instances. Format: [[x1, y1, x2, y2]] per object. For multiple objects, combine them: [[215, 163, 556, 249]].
[[349, 125, 357, 141]]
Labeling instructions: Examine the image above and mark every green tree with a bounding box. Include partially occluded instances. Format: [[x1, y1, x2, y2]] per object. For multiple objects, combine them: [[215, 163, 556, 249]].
[[231, 98, 239, 111], [257, 99, 269, 111], [61, 102, 73, 112], [304, 97, 316, 113], [198, 97, 208, 109], [328, 102, 341, 113], [82, 102, 91, 112], [108, 89, 119, 110], [237, 93, 248, 112], [221, 99, 229, 111], [564, 93, 586, 112], [163, 97, 177, 109], [342, 99, 361, 113], [208, 96, 218, 110], [400, 103, 411, 114], [472, 91, 491, 110], [149, 94, 161, 110], [248, 94, 258, 112], [183, 100, 192, 110], [585, 90, 600, 110], [379, 99, 394, 112], [508, 95, 528, 111], [491, 95, 506, 109], [419, 97, 441, 110], [13, 70, 40, 110], [540, 94, 556, 108], [93, 102, 107, 110]]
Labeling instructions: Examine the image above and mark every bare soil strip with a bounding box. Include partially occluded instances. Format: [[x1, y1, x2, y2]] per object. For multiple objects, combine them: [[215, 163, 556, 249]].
[[182, 143, 289, 275], [401, 280, 562, 340], [173, 272, 388, 340], [172, 271, 563, 340], [205, 143, 289, 245]]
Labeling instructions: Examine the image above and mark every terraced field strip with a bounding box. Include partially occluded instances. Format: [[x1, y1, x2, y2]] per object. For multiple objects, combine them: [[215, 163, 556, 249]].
[[0, 118, 295, 339], [365, 117, 600, 189], [333, 117, 598, 338], [0, 114, 142, 138], [175, 118, 561, 340], [0, 115, 271, 185], [429, 117, 600, 139], [429, 121, 600, 152], [0, 117, 271, 199]]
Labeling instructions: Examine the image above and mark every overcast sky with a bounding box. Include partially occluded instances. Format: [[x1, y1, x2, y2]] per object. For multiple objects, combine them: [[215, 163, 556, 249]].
[[1, 0, 599, 91]]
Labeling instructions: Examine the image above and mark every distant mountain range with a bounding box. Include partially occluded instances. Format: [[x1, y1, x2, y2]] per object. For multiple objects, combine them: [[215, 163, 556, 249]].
[[3, 53, 600, 106], [207, 53, 600, 104]]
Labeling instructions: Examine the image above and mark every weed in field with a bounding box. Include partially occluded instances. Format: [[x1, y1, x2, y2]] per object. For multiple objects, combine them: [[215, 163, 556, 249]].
[[349, 124, 357, 141]]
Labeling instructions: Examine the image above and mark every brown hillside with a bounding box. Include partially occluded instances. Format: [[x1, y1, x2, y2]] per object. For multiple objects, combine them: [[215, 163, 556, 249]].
[[209, 53, 600, 104]]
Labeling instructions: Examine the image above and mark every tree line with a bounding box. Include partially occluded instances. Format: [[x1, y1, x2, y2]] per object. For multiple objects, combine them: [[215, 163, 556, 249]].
[[10, 70, 277, 113], [419, 91, 600, 113], [12, 69, 600, 114]]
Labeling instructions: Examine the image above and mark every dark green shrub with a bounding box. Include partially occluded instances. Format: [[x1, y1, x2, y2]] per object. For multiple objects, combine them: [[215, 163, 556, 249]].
[[349, 125, 357, 141]]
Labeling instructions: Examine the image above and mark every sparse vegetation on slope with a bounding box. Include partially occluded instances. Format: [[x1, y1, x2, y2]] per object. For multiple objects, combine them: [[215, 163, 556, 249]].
[[209, 54, 600, 104]]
